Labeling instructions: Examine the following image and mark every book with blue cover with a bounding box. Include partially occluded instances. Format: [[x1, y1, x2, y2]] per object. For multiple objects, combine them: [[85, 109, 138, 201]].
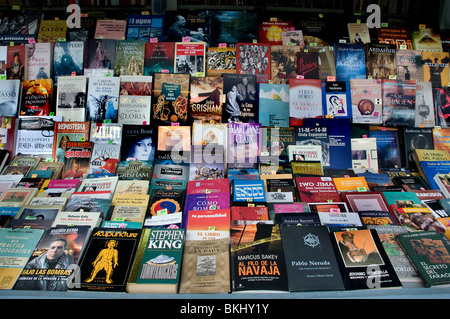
[[334, 43, 366, 82], [232, 179, 266, 202], [125, 14, 164, 41], [419, 161, 450, 190], [258, 83, 290, 127], [322, 81, 352, 119]]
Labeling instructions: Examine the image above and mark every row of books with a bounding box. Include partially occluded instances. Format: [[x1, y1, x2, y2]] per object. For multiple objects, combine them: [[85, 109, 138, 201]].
[[2, 149, 450, 293]]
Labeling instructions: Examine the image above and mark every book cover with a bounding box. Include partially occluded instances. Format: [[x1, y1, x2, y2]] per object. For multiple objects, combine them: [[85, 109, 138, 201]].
[[14, 226, 90, 291], [94, 19, 127, 40], [84, 38, 116, 73], [270, 44, 300, 84], [37, 20, 67, 44], [435, 87, 450, 128], [174, 42, 206, 77], [289, 78, 322, 126], [350, 79, 383, 124], [295, 176, 341, 203], [62, 141, 93, 180], [290, 161, 323, 176], [113, 40, 145, 76], [259, 20, 293, 45], [334, 43, 366, 82], [0, 79, 20, 117], [341, 191, 390, 213], [322, 81, 352, 119], [369, 129, 402, 170], [157, 125, 191, 152], [304, 45, 336, 81], [295, 125, 330, 167], [381, 79, 416, 127], [281, 225, 345, 292], [189, 76, 224, 123], [6, 44, 27, 81], [179, 238, 230, 294], [53, 41, 84, 85], [350, 137, 379, 172], [206, 46, 236, 77], [414, 82, 435, 128], [227, 122, 261, 169], [395, 49, 423, 81], [411, 28, 443, 52], [151, 73, 190, 125], [222, 73, 258, 123], [377, 26, 412, 49], [232, 179, 266, 203], [396, 230, 450, 287], [236, 42, 270, 83], [75, 228, 142, 292], [52, 121, 90, 163], [0, 228, 44, 290], [231, 206, 269, 221], [364, 43, 397, 80], [125, 14, 164, 41], [262, 127, 295, 165], [55, 76, 87, 122], [230, 222, 288, 293], [86, 76, 120, 123], [163, 10, 212, 43], [210, 10, 258, 45], [27, 42, 52, 80], [331, 229, 402, 290], [20, 79, 53, 118], [296, 51, 320, 79], [0, 187, 37, 207], [189, 144, 225, 181], [120, 124, 155, 162], [333, 177, 369, 193], [281, 30, 304, 47], [144, 42, 175, 75], [126, 228, 184, 294], [347, 23, 371, 44], [422, 51, 449, 88], [183, 192, 230, 227], [258, 83, 290, 127], [185, 208, 230, 241], [118, 95, 152, 126], [186, 178, 229, 195]]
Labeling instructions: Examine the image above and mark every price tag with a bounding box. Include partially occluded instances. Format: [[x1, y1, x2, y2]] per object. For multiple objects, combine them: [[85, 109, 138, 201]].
[[218, 43, 227, 47], [157, 208, 168, 215], [357, 187, 367, 192], [171, 122, 179, 126], [28, 38, 36, 44], [296, 75, 304, 79], [270, 17, 277, 21], [103, 119, 111, 123], [209, 205, 216, 210], [330, 208, 341, 213], [182, 36, 190, 42], [253, 39, 257, 43], [327, 76, 336, 82], [381, 22, 388, 27], [419, 24, 426, 29], [45, 158, 54, 162], [150, 38, 158, 43], [309, 43, 317, 47], [196, 72, 205, 77], [399, 44, 407, 50]]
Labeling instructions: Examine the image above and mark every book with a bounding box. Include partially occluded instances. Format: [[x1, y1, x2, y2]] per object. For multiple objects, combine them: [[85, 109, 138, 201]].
[[227, 122, 261, 169], [86, 76, 120, 123], [157, 125, 191, 152], [230, 222, 288, 293], [347, 22, 371, 44], [295, 176, 341, 203], [0, 79, 21, 117], [321, 81, 352, 119], [377, 26, 412, 49], [120, 125, 155, 162], [290, 161, 323, 176], [74, 228, 142, 292], [331, 228, 402, 290], [281, 225, 345, 292], [189, 75, 224, 124], [210, 10, 258, 45], [381, 79, 416, 127], [295, 125, 330, 167], [144, 42, 175, 75], [55, 76, 87, 122], [37, 19, 68, 44], [364, 43, 397, 80], [281, 30, 305, 47], [191, 122, 227, 149], [236, 42, 271, 83], [64, 197, 111, 219], [151, 73, 190, 125], [189, 144, 225, 181], [0, 187, 37, 207], [6, 44, 27, 81], [84, 38, 116, 74], [125, 14, 164, 42], [222, 73, 258, 123], [53, 41, 84, 85], [395, 49, 423, 81], [304, 45, 337, 81], [334, 43, 366, 82], [126, 228, 184, 294], [350, 137, 378, 172], [174, 42, 206, 77], [289, 78, 322, 126], [186, 178, 230, 195], [350, 79, 383, 124], [258, 83, 290, 127], [179, 238, 230, 294], [0, 228, 44, 290], [333, 176, 369, 193], [415, 81, 435, 128], [369, 129, 402, 170], [113, 40, 145, 76], [411, 27, 443, 52], [396, 230, 450, 287], [296, 51, 320, 79], [26, 42, 52, 80], [14, 226, 90, 291], [62, 141, 93, 180], [231, 206, 269, 221], [435, 87, 450, 128], [115, 160, 153, 181], [259, 20, 293, 45], [164, 10, 212, 43], [94, 19, 127, 40], [262, 127, 295, 165], [270, 44, 300, 84], [185, 208, 230, 241], [232, 179, 266, 203], [422, 51, 449, 88], [51, 211, 102, 231], [206, 46, 236, 77], [52, 121, 90, 163]]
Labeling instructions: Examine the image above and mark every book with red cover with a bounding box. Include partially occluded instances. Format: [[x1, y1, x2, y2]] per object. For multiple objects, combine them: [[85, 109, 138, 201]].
[[258, 20, 294, 45], [235, 43, 271, 83], [186, 178, 230, 195], [144, 42, 175, 75], [186, 208, 230, 240], [231, 206, 269, 221], [295, 176, 341, 203]]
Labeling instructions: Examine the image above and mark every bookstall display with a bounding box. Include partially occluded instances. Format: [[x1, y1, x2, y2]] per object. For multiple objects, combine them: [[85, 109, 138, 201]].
[[0, 0, 450, 299]]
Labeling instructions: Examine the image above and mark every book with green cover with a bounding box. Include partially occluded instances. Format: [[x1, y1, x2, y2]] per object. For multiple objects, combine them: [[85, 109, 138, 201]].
[[126, 228, 185, 294], [396, 231, 450, 287]]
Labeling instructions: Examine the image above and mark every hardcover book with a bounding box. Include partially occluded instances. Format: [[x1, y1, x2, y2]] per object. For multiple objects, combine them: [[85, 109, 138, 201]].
[[55, 76, 87, 122], [334, 43, 366, 82], [174, 42, 206, 77], [86, 76, 120, 123], [126, 228, 185, 294], [270, 44, 300, 84], [280, 225, 345, 292], [235, 42, 271, 83], [350, 79, 383, 124], [222, 73, 258, 123], [189, 76, 224, 123], [258, 83, 290, 127], [144, 42, 175, 75], [113, 40, 145, 76], [53, 41, 84, 85], [364, 43, 397, 79], [289, 78, 322, 126], [227, 122, 261, 169]]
